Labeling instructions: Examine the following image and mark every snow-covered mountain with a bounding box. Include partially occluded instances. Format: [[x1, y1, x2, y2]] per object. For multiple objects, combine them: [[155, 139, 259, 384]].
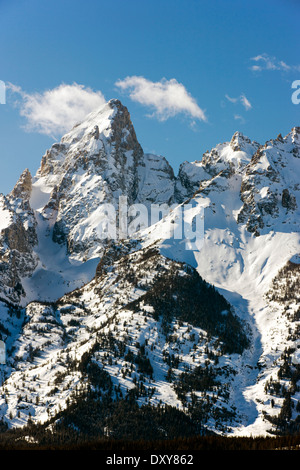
[[0, 100, 299, 442], [139, 127, 300, 436], [36, 99, 175, 259], [1, 99, 177, 306]]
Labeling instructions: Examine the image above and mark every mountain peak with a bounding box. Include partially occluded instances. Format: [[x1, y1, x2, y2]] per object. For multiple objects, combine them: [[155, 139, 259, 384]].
[[9, 168, 32, 200], [289, 126, 300, 145], [107, 98, 125, 109], [58, 98, 140, 154], [32, 98, 175, 261], [230, 131, 252, 151], [38, 98, 141, 178]]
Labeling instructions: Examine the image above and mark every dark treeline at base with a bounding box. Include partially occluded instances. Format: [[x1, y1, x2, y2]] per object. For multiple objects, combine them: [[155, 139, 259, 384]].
[[0, 395, 300, 451], [0, 387, 299, 451], [0, 433, 300, 451]]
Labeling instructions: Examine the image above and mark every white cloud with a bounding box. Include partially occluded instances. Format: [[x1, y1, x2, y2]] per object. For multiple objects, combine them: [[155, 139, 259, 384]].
[[115, 76, 206, 122], [240, 94, 252, 111], [250, 53, 300, 72], [225, 94, 238, 104], [225, 93, 252, 110], [234, 114, 246, 124], [7, 82, 106, 137]]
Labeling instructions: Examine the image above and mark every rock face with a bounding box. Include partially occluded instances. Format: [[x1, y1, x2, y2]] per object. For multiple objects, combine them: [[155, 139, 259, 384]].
[[237, 128, 300, 235], [176, 131, 260, 201], [8, 168, 38, 247], [0, 170, 38, 303], [281, 188, 297, 211]]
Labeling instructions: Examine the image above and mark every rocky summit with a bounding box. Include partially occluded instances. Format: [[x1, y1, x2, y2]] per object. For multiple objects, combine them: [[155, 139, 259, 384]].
[[0, 100, 299, 443]]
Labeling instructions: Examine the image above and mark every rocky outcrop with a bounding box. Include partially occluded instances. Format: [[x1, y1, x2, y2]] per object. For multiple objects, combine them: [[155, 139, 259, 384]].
[[175, 131, 260, 202], [237, 128, 300, 235], [8, 169, 38, 246], [282, 188, 297, 211], [0, 173, 38, 304]]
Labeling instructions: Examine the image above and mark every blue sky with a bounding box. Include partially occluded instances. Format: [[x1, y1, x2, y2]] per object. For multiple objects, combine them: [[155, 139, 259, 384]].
[[0, 0, 299, 194]]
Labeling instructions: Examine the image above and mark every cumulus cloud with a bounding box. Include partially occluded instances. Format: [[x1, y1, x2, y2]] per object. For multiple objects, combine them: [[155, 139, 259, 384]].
[[225, 93, 252, 110], [7, 82, 106, 137], [250, 53, 300, 72], [115, 76, 206, 122]]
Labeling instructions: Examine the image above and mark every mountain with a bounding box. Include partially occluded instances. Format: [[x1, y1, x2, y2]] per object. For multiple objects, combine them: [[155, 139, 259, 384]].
[[1, 99, 177, 306], [0, 100, 299, 444], [37, 99, 176, 258]]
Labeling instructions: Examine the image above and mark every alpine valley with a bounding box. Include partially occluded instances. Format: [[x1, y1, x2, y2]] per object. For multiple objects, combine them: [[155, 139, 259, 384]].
[[0, 99, 299, 447]]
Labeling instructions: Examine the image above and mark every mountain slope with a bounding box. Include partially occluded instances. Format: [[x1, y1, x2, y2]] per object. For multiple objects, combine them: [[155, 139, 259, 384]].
[[0, 242, 250, 436]]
